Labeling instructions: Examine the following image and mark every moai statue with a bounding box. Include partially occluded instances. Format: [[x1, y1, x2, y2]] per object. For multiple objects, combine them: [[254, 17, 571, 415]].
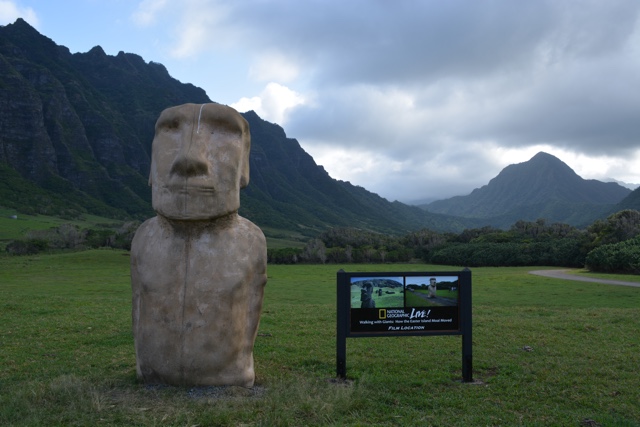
[[360, 282, 375, 308], [427, 278, 437, 299], [131, 103, 267, 387]]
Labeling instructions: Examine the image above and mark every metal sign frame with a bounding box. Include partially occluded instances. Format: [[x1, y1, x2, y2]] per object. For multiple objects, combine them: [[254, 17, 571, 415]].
[[336, 268, 472, 382]]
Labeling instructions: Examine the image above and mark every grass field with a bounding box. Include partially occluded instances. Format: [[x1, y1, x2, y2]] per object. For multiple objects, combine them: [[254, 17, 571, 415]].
[[1, 250, 639, 426]]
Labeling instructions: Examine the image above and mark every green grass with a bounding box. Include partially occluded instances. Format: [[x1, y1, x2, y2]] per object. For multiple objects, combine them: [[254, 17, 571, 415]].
[[1, 252, 639, 426]]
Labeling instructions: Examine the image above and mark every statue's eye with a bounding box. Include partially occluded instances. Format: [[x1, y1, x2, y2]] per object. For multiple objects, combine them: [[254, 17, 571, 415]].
[[161, 119, 180, 131]]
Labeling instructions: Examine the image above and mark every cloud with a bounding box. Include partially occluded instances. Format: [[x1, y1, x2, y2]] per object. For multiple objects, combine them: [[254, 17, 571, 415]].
[[0, 0, 39, 27], [249, 51, 300, 83], [146, 0, 640, 201], [232, 82, 306, 125], [131, 0, 168, 27]]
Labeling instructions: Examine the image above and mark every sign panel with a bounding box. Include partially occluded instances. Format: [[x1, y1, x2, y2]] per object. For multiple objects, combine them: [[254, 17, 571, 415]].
[[349, 275, 460, 334]]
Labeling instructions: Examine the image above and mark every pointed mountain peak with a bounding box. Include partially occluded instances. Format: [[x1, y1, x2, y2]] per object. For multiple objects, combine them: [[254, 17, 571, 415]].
[[2, 18, 33, 38], [4, 18, 43, 39], [529, 151, 562, 162], [527, 151, 569, 167], [87, 45, 107, 56], [8, 17, 35, 30], [531, 151, 557, 160], [499, 151, 578, 181], [1, 17, 67, 58]]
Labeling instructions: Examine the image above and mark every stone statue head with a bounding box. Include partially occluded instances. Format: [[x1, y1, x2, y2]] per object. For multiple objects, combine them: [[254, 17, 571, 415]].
[[149, 103, 250, 220]]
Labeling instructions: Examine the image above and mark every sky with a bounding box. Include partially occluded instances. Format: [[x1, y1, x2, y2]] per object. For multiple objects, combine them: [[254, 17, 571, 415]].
[[2, 0, 640, 203]]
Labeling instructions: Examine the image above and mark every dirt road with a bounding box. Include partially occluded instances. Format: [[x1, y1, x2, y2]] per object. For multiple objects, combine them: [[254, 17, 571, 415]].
[[529, 270, 640, 288], [407, 289, 457, 306]]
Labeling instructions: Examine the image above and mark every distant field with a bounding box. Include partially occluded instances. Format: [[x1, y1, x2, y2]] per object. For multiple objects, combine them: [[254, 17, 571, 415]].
[[260, 225, 308, 249], [0, 208, 125, 249], [0, 208, 305, 250], [1, 252, 639, 426]]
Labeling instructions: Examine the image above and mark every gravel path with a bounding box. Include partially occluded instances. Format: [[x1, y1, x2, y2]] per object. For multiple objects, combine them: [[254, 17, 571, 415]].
[[529, 270, 640, 288]]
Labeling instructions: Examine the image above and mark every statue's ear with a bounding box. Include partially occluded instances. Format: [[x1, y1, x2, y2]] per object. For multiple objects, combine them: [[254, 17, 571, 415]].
[[239, 123, 251, 189], [240, 168, 249, 188], [148, 159, 154, 186]]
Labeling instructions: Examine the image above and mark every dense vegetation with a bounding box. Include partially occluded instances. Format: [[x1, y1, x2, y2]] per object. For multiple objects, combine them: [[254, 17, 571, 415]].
[[5, 209, 639, 274], [585, 236, 640, 274], [268, 210, 640, 274]]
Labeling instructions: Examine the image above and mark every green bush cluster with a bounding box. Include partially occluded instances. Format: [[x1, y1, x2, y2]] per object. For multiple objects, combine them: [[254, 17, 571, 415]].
[[585, 236, 640, 274], [430, 240, 586, 267]]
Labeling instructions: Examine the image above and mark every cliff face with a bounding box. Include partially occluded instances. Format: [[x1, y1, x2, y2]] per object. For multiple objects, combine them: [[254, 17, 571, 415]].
[[0, 19, 209, 218]]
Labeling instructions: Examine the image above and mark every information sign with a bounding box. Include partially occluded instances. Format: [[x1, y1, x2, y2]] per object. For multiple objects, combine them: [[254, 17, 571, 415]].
[[336, 269, 472, 381]]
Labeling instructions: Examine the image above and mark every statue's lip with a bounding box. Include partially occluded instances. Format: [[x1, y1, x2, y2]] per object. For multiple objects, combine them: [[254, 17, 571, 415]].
[[161, 184, 216, 193]]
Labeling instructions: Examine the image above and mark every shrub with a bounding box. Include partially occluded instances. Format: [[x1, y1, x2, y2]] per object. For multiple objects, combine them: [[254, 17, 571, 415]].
[[585, 236, 640, 274]]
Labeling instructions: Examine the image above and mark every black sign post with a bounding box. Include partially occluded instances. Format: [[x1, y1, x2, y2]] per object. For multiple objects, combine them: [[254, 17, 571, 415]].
[[336, 269, 472, 382]]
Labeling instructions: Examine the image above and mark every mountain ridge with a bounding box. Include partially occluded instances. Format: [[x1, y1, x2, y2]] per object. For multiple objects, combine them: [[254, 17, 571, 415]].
[[0, 18, 471, 235], [0, 18, 634, 235], [422, 152, 631, 226]]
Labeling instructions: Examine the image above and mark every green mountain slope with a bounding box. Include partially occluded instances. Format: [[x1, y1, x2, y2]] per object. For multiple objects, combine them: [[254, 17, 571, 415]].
[[422, 152, 630, 227], [240, 111, 473, 234], [615, 187, 640, 211]]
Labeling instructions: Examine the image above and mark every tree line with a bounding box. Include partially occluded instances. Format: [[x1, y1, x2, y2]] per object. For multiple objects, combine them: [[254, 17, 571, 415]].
[[6, 210, 639, 274], [5, 222, 139, 255], [268, 210, 640, 274]]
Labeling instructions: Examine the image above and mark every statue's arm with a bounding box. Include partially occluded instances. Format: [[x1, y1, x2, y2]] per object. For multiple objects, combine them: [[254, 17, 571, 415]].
[[244, 224, 268, 347]]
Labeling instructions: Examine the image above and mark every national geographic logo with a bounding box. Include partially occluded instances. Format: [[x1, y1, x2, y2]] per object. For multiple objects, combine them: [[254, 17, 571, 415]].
[[379, 309, 407, 319]]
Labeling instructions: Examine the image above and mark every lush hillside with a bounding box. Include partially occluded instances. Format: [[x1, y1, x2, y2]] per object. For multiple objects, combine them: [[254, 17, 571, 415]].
[[0, 19, 469, 235], [422, 152, 630, 227], [240, 111, 474, 235], [615, 187, 640, 211], [0, 18, 209, 219]]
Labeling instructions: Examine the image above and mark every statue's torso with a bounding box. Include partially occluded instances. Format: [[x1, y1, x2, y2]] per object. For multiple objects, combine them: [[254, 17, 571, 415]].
[[131, 214, 267, 386]]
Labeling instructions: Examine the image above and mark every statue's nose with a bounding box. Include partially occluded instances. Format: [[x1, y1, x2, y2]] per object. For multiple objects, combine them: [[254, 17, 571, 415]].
[[170, 105, 214, 178], [170, 153, 209, 177], [170, 128, 211, 177]]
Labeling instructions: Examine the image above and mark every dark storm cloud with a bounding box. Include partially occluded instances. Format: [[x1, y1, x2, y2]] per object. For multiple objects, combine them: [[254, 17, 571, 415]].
[[172, 0, 640, 200]]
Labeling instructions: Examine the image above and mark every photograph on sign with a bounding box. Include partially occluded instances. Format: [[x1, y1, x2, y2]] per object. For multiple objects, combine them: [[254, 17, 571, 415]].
[[350, 276, 404, 309], [405, 276, 458, 307], [349, 274, 460, 334]]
